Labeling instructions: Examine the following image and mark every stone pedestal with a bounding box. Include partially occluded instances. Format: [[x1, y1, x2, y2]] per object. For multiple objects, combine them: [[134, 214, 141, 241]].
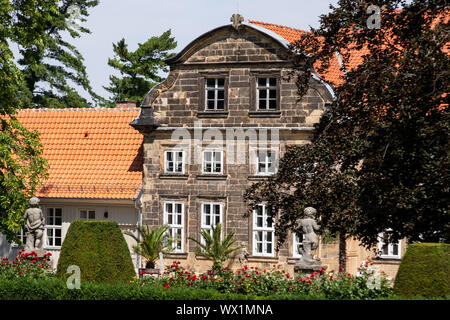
[[294, 261, 327, 275], [23, 249, 47, 259]]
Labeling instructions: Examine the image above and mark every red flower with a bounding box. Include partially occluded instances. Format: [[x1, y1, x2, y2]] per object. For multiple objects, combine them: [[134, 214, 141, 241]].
[[19, 271, 23, 275], [140, 270, 146, 275], [339, 266, 344, 271], [163, 283, 170, 289], [329, 276, 333, 280]]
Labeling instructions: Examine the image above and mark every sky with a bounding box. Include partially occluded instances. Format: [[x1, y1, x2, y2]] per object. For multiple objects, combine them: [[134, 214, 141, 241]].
[[69, 0, 339, 104]]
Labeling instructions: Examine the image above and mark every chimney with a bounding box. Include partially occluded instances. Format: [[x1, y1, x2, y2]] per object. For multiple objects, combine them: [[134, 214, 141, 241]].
[[115, 101, 137, 108]]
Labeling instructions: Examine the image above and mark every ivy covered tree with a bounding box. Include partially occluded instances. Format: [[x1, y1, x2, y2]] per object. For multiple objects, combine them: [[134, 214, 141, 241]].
[[1, 0, 48, 243], [13, 0, 102, 108], [103, 30, 177, 106], [244, 0, 449, 270]]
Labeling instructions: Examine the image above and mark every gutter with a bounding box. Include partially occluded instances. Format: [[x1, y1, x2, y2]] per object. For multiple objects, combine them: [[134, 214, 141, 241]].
[[134, 188, 143, 269]]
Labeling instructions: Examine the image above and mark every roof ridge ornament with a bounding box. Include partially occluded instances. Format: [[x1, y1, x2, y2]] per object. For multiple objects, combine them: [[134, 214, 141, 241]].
[[230, 13, 244, 30]]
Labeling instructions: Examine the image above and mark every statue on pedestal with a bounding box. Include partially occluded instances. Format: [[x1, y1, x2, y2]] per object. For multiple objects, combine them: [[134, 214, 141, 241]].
[[294, 207, 326, 273], [23, 197, 45, 251]]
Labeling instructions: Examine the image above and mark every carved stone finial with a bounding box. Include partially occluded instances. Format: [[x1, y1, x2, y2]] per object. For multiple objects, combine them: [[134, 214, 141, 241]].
[[230, 13, 244, 30]]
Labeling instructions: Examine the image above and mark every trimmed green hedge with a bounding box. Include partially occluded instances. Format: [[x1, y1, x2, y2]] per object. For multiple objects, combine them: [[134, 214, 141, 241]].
[[56, 220, 135, 284], [394, 243, 450, 298], [0, 277, 263, 300]]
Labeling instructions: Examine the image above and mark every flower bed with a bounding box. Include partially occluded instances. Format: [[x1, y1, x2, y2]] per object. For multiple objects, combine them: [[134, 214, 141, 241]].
[[0, 249, 53, 280], [138, 261, 393, 299]]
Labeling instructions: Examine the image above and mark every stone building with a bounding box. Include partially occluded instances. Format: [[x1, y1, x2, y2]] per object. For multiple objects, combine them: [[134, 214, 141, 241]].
[[130, 16, 406, 278]]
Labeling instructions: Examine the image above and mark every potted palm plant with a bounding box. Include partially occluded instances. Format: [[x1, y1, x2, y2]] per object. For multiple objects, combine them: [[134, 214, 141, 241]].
[[189, 223, 243, 273], [124, 224, 174, 277]]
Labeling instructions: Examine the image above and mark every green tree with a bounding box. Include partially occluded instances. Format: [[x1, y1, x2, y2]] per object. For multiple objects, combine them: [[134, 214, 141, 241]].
[[1, 0, 48, 243], [189, 224, 243, 272], [13, 0, 102, 108], [124, 225, 174, 269], [103, 30, 177, 106], [244, 0, 449, 270]]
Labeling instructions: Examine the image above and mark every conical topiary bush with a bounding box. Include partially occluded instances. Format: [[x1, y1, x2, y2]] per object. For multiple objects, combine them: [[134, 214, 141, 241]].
[[56, 220, 135, 284], [393, 243, 449, 298]]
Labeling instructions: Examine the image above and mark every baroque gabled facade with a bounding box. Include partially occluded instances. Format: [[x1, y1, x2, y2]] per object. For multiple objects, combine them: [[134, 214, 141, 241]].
[[131, 17, 407, 278], [131, 19, 333, 274]]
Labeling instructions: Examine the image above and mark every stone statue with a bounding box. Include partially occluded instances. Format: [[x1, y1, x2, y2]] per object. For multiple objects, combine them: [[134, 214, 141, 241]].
[[23, 197, 45, 250], [237, 241, 249, 265], [294, 207, 325, 273]]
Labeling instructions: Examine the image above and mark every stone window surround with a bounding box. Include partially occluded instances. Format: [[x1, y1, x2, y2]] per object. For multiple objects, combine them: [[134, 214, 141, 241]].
[[377, 231, 402, 259], [255, 149, 277, 175], [164, 149, 186, 174], [200, 202, 223, 244], [202, 149, 224, 175], [163, 200, 185, 254], [248, 144, 279, 177], [197, 71, 229, 118], [252, 204, 275, 257], [249, 70, 281, 118]]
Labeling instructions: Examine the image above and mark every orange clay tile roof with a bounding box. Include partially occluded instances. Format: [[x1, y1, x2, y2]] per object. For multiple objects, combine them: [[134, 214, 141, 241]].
[[248, 20, 346, 86], [249, 16, 449, 87], [15, 108, 143, 200]]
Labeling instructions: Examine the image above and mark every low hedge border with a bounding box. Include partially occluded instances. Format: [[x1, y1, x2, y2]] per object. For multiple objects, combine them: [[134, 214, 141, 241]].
[[0, 278, 327, 300]]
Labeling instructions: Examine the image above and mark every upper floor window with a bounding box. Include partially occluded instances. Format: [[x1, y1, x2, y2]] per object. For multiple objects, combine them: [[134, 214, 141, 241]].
[[46, 208, 62, 248], [164, 150, 185, 174], [80, 209, 95, 220], [378, 231, 401, 259], [257, 150, 276, 175], [164, 201, 184, 253], [257, 77, 277, 110], [205, 79, 225, 110], [202, 150, 223, 174], [252, 204, 274, 257]]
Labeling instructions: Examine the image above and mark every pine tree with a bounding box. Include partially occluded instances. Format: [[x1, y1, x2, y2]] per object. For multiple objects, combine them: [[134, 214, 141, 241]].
[[1, 0, 48, 243], [13, 0, 102, 108], [104, 30, 177, 106]]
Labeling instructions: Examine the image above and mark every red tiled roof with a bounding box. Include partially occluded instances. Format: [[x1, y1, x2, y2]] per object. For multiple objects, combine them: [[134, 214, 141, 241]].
[[15, 108, 143, 200], [249, 15, 449, 87], [249, 20, 345, 86]]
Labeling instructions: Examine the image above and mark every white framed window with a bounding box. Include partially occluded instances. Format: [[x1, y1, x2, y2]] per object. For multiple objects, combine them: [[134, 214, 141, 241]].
[[80, 209, 95, 220], [378, 231, 401, 259], [293, 232, 305, 258], [257, 150, 276, 175], [205, 78, 225, 110], [11, 229, 27, 248], [257, 77, 277, 110], [164, 150, 185, 174], [252, 204, 274, 257], [201, 202, 223, 243], [163, 201, 184, 253], [46, 208, 62, 248], [202, 150, 223, 174]]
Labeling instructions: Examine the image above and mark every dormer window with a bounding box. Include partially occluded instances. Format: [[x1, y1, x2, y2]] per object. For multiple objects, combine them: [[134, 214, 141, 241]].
[[257, 77, 277, 110], [205, 79, 225, 110]]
